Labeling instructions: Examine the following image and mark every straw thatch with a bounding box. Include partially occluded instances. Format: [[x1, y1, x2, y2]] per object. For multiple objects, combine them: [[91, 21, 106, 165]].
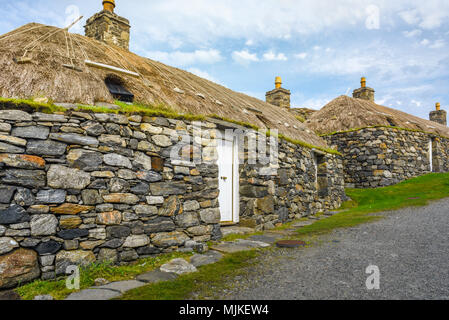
[[0, 23, 326, 147], [306, 95, 449, 137]]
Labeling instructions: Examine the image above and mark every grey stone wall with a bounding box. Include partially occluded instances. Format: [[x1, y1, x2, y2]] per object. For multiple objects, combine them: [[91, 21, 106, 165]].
[[0, 110, 220, 288], [0, 108, 346, 288], [238, 134, 346, 230], [324, 127, 449, 188]]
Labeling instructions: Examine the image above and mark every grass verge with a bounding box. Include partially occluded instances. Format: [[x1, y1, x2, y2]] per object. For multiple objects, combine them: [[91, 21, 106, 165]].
[[295, 173, 449, 237], [16, 252, 192, 300], [119, 250, 260, 300]]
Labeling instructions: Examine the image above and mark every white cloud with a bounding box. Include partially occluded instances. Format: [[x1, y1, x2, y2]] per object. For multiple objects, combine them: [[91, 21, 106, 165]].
[[403, 29, 422, 37], [399, 10, 420, 25], [245, 39, 255, 46], [263, 51, 288, 61], [145, 49, 222, 67], [420, 39, 430, 46], [295, 53, 308, 60], [232, 50, 259, 64]]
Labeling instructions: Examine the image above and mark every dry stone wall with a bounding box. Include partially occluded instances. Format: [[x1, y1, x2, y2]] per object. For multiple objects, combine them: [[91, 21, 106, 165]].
[[0, 108, 346, 288], [324, 127, 449, 188], [0, 109, 221, 288], [238, 133, 346, 230]]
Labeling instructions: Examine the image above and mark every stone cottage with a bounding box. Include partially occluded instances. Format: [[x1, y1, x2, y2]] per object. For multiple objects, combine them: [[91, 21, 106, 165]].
[[0, 1, 346, 288], [305, 78, 449, 188]]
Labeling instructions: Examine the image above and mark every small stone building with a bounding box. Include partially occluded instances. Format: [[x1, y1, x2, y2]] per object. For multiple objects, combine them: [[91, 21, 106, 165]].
[[306, 79, 449, 188], [0, 2, 346, 288]]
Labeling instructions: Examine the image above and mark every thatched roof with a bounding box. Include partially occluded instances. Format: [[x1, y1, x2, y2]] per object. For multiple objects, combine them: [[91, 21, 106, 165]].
[[306, 95, 449, 137], [0, 23, 326, 147]]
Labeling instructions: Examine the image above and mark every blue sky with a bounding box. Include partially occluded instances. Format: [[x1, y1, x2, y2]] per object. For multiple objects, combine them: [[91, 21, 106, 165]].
[[1, 0, 449, 119]]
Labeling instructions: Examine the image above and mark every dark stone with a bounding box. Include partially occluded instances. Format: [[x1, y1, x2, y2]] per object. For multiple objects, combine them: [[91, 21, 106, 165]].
[[57, 229, 89, 240], [81, 121, 106, 137], [130, 182, 149, 195], [11, 126, 49, 140], [88, 179, 108, 190], [69, 150, 103, 170], [277, 207, 289, 223], [143, 217, 176, 234], [36, 189, 67, 204], [120, 249, 138, 262], [137, 171, 163, 183], [26, 140, 67, 156], [49, 133, 99, 147], [35, 240, 62, 255], [0, 290, 22, 300], [0, 142, 24, 154], [211, 224, 223, 241], [149, 182, 187, 196], [0, 186, 16, 204], [0, 169, 46, 188], [136, 246, 160, 256], [81, 189, 103, 205], [106, 226, 131, 238], [13, 188, 35, 206], [240, 185, 268, 198], [101, 238, 124, 249], [105, 123, 121, 135], [0, 205, 30, 224]]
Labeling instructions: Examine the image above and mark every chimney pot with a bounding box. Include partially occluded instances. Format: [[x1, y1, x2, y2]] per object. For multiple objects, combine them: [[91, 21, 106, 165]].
[[275, 76, 282, 89], [436, 102, 441, 111], [361, 77, 366, 88], [103, 0, 115, 12]]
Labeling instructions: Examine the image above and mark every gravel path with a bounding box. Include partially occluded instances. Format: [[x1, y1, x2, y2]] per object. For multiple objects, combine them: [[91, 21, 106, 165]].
[[219, 199, 449, 300]]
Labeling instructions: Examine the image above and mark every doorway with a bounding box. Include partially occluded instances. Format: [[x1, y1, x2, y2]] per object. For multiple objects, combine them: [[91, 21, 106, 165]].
[[217, 135, 239, 224]]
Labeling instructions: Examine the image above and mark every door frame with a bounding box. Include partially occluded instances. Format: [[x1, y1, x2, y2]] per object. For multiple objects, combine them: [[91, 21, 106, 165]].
[[218, 133, 240, 225]]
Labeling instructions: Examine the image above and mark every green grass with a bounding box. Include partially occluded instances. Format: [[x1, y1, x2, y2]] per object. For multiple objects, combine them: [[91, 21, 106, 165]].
[[119, 250, 260, 300], [1, 96, 341, 155], [295, 173, 449, 237], [320, 125, 449, 140], [295, 115, 306, 123], [15, 252, 192, 300]]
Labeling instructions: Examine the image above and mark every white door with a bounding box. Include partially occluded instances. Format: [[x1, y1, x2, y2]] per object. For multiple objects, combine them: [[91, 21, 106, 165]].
[[429, 139, 433, 172], [217, 136, 239, 224]]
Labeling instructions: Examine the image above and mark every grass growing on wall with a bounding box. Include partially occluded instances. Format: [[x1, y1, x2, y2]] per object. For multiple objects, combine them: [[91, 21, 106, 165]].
[[320, 125, 449, 140], [0, 96, 341, 156]]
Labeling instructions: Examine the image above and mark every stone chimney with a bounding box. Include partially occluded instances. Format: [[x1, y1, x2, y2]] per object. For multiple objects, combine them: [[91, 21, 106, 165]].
[[353, 77, 375, 102], [265, 77, 291, 109], [429, 103, 447, 126], [85, 0, 131, 50]]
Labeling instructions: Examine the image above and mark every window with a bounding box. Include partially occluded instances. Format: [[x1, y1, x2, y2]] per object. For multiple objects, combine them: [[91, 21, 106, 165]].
[[105, 76, 134, 102], [314, 153, 328, 197]]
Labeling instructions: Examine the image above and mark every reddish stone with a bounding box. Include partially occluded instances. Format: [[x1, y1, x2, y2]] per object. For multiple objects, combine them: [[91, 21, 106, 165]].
[[0, 249, 40, 289], [96, 211, 122, 225], [0, 154, 45, 169], [51, 203, 94, 215], [151, 157, 164, 172]]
